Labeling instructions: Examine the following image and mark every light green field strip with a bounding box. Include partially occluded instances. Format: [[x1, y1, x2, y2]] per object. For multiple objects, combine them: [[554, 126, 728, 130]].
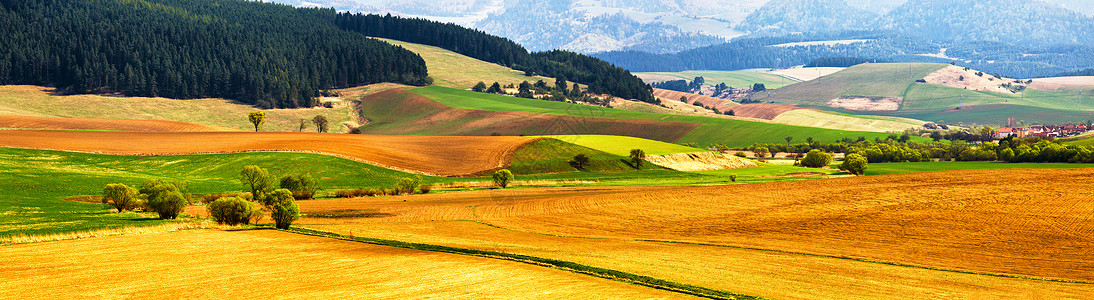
[[772, 109, 923, 132], [535, 135, 705, 156]]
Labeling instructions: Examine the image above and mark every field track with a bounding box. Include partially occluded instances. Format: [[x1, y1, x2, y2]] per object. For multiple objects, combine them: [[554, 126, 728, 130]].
[[0, 130, 538, 176], [0, 230, 688, 299], [285, 169, 1094, 297], [0, 115, 238, 132]]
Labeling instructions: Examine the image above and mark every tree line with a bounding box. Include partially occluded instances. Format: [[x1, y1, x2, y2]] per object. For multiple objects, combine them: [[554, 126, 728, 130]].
[[333, 13, 656, 104], [0, 0, 428, 109]]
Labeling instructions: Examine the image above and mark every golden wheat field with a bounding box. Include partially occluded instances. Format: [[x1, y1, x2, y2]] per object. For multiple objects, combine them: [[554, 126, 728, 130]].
[[0, 130, 539, 176], [0, 229, 690, 299], [282, 169, 1094, 299]]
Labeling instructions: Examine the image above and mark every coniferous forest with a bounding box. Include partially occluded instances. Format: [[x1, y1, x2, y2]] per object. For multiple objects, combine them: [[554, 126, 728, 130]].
[[0, 0, 429, 108]]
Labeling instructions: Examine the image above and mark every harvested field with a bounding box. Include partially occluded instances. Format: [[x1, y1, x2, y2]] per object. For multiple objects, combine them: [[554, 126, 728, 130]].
[[924, 65, 1019, 94], [772, 109, 923, 132], [0, 230, 687, 299], [0, 130, 537, 176], [360, 89, 699, 142], [1031, 76, 1094, 91], [827, 96, 902, 111], [0, 115, 237, 132], [730, 103, 803, 119], [644, 152, 758, 171], [291, 168, 1094, 298]]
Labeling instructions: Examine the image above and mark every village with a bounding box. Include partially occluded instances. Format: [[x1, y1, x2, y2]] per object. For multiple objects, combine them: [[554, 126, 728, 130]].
[[994, 123, 1093, 138]]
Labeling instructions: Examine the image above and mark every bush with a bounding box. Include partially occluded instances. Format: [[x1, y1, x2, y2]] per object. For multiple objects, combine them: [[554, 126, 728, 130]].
[[754, 147, 769, 158], [207, 197, 258, 226], [734, 151, 747, 158], [800, 149, 833, 168], [840, 153, 868, 176], [103, 183, 139, 212], [629, 149, 646, 168], [266, 189, 299, 229], [493, 169, 514, 188], [397, 176, 422, 195], [729, 174, 737, 182], [280, 174, 319, 195], [569, 154, 590, 169], [291, 191, 314, 200], [420, 185, 432, 194], [140, 180, 187, 219]]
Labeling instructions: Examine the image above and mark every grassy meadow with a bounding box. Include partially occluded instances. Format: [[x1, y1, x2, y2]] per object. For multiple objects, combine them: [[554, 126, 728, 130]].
[[638, 70, 800, 89], [378, 39, 550, 89], [752, 63, 948, 105]]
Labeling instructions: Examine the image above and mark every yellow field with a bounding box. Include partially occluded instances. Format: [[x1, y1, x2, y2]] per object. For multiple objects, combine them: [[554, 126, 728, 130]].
[[0, 229, 687, 299], [0, 85, 359, 133], [772, 109, 924, 132], [379, 39, 550, 89], [284, 169, 1094, 299]]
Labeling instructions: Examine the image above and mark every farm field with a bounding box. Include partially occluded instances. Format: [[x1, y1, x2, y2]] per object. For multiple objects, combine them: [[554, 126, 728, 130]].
[[636, 70, 800, 89], [752, 63, 948, 106], [771, 109, 923, 132], [0, 115, 238, 132], [536, 135, 703, 156], [0, 85, 360, 132], [378, 39, 549, 89], [0, 130, 537, 176], [293, 168, 1094, 298], [0, 229, 687, 299], [410, 86, 925, 146]]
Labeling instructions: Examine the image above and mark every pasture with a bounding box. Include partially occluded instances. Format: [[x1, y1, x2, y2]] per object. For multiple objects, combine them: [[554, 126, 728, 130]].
[[752, 63, 947, 106]]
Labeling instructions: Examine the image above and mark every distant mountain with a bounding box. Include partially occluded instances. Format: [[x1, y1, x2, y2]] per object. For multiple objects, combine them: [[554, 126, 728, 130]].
[[735, 0, 877, 35], [878, 0, 1094, 46]]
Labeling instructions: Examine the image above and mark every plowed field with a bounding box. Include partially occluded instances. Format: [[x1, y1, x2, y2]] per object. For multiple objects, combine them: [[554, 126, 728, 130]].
[[653, 89, 802, 120], [0, 230, 687, 299], [0, 130, 537, 176], [0, 115, 237, 132], [289, 169, 1094, 298]]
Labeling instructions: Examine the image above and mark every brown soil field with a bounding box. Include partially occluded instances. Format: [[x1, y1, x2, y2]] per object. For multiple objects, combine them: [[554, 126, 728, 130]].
[[0, 130, 537, 176], [284, 169, 1094, 298], [827, 96, 902, 111], [1030, 76, 1094, 91], [924, 65, 1021, 94], [0, 229, 688, 299], [0, 115, 238, 132], [653, 89, 802, 120], [359, 89, 698, 142]]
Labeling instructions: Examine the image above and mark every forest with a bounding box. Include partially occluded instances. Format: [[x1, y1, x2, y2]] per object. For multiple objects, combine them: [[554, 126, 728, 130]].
[[0, 0, 430, 108]]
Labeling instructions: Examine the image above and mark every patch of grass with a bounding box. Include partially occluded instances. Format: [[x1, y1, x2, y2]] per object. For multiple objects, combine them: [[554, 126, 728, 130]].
[[0, 147, 464, 237], [538, 135, 703, 156], [0, 85, 357, 132], [378, 39, 549, 89], [509, 139, 661, 175], [638, 71, 798, 89], [411, 86, 925, 147]]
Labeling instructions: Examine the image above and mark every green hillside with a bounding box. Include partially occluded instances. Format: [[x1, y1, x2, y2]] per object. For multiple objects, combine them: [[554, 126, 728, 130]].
[[379, 39, 549, 89], [638, 71, 799, 89], [752, 63, 948, 105], [411, 86, 926, 147], [509, 139, 663, 174]]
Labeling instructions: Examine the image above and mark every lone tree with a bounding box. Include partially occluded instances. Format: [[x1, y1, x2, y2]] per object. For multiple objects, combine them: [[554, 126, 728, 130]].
[[784, 136, 793, 155], [493, 169, 514, 188], [240, 165, 273, 200], [248, 111, 266, 132], [800, 149, 833, 168], [472, 81, 487, 92], [102, 183, 139, 212], [680, 96, 688, 103], [570, 154, 591, 169], [312, 115, 329, 133], [264, 189, 299, 229], [840, 153, 868, 176], [754, 147, 770, 158], [629, 149, 646, 168], [298, 118, 308, 132]]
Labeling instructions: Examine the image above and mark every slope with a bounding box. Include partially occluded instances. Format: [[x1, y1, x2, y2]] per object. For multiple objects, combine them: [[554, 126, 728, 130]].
[[378, 39, 549, 89], [751, 63, 948, 107]]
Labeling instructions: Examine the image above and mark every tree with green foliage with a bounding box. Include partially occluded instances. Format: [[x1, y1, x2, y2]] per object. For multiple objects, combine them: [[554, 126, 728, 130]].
[[264, 189, 299, 229], [472, 81, 488, 92], [840, 153, 868, 176], [312, 115, 329, 133], [629, 149, 646, 168], [396, 176, 422, 195], [487, 82, 502, 94], [570, 154, 591, 169], [555, 76, 568, 92], [800, 149, 833, 168], [680, 96, 688, 103], [298, 118, 308, 132], [517, 81, 534, 98], [280, 174, 319, 200], [240, 165, 274, 200], [139, 180, 187, 219], [784, 136, 793, 157], [248, 111, 266, 132], [726, 109, 735, 116], [493, 169, 514, 188], [754, 147, 770, 158], [208, 197, 259, 226], [753, 83, 766, 92], [102, 183, 139, 212]]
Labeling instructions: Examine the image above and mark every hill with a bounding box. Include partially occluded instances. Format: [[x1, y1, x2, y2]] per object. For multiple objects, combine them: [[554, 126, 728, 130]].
[[377, 39, 548, 89], [752, 63, 947, 106], [879, 0, 1094, 47], [736, 0, 876, 35]]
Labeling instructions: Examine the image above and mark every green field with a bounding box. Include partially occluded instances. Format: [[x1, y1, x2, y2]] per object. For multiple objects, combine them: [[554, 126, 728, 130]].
[[509, 139, 663, 174], [753, 63, 948, 105], [378, 39, 548, 90], [537, 135, 704, 156], [412, 86, 925, 147], [638, 71, 799, 89]]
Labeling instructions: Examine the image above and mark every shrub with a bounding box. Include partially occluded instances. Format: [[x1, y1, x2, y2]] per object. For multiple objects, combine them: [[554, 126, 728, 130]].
[[840, 153, 868, 176], [266, 189, 299, 229], [207, 197, 258, 226], [729, 174, 737, 182], [291, 191, 314, 200], [734, 151, 747, 158], [397, 176, 422, 195], [102, 183, 139, 212], [140, 180, 187, 219], [240, 165, 273, 200], [493, 169, 514, 188], [800, 149, 833, 168], [629, 149, 646, 168], [420, 185, 432, 194], [754, 147, 770, 158], [569, 154, 590, 169]]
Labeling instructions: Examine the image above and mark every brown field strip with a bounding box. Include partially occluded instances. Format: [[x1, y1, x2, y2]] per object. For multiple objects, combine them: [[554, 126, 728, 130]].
[[360, 89, 699, 142], [652, 89, 802, 120], [0, 130, 538, 176], [0, 230, 689, 299], [273, 169, 1094, 298], [0, 115, 239, 132]]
